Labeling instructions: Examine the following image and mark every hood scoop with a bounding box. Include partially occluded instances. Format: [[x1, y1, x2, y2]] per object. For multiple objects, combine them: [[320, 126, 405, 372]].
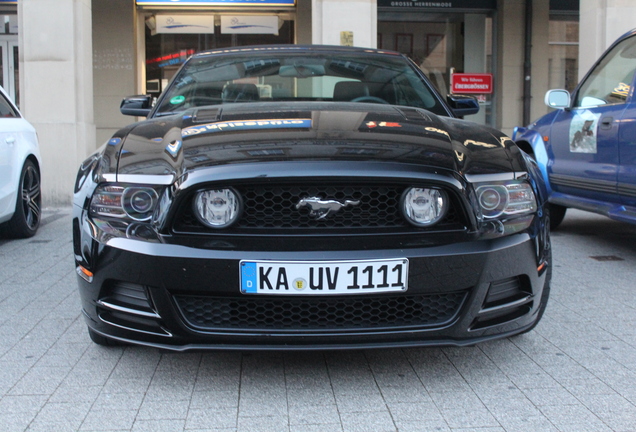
[[396, 107, 432, 123], [193, 108, 220, 124]]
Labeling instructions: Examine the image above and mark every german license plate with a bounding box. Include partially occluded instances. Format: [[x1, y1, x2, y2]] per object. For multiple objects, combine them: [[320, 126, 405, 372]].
[[240, 258, 408, 295]]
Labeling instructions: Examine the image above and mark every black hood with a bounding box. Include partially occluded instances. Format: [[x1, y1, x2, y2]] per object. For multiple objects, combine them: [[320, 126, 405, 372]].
[[108, 102, 523, 181]]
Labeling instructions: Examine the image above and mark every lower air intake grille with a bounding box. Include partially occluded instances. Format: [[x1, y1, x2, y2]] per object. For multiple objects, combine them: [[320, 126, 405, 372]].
[[173, 292, 467, 332]]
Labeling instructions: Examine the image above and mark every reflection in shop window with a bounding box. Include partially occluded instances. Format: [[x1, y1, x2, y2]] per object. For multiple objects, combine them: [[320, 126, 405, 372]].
[[377, 14, 494, 127], [549, 18, 579, 93]]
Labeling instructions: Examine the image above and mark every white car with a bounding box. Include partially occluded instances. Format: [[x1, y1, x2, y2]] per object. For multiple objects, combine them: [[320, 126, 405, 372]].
[[0, 86, 41, 238]]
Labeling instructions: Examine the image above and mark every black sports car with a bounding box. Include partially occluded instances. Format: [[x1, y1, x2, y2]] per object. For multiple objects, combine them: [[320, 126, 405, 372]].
[[73, 45, 551, 350]]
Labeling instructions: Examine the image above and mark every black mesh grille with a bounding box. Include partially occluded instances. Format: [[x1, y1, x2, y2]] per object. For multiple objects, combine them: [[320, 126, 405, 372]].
[[174, 183, 461, 233], [173, 292, 467, 332]]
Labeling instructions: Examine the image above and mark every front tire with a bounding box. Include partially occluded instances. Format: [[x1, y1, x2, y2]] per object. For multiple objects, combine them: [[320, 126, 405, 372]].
[[2, 160, 41, 238], [549, 204, 567, 230]]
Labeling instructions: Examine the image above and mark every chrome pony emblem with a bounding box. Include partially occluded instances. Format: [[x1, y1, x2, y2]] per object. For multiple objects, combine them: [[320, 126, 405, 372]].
[[295, 196, 360, 220]]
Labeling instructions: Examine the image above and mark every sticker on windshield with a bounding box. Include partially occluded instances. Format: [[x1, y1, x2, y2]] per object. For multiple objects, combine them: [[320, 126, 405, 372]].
[[170, 95, 186, 105], [569, 110, 600, 154]]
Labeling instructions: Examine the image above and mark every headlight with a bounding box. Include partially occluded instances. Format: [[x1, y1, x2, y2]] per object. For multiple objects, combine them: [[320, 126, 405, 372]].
[[90, 184, 160, 221], [475, 181, 537, 218], [193, 188, 242, 228], [401, 187, 449, 227]]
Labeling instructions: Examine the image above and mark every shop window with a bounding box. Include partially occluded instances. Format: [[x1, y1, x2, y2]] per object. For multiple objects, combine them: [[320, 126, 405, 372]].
[[548, 18, 579, 92], [377, 13, 494, 126], [144, 18, 294, 95]]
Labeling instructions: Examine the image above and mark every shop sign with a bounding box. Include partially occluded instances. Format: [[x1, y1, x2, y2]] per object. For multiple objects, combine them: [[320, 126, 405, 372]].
[[221, 16, 279, 34], [377, 0, 495, 9], [451, 73, 493, 94], [146, 49, 196, 67], [152, 14, 214, 34], [137, 0, 296, 6]]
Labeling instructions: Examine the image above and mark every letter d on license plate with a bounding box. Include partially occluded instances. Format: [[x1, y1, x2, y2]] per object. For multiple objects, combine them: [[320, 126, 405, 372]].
[[240, 258, 408, 295]]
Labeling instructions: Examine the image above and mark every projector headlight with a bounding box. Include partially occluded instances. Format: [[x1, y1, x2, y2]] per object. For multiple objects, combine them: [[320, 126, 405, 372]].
[[90, 184, 160, 221], [475, 180, 537, 219]]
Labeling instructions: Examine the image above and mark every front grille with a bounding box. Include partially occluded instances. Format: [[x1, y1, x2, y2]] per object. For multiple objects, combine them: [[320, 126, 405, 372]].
[[174, 183, 462, 233], [173, 292, 467, 332]]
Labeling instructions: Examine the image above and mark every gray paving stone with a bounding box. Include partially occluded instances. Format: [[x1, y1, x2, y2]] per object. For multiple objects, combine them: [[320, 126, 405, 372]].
[[0, 394, 48, 413], [236, 415, 289, 432], [185, 408, 237, 430], [143, 383, 194, 401], [189, 390, 239, 409], [237, 396, 288, 417], [48, 383, 102, 404], [93, 392, 146, 411], [290, 424, 343, 432], [79, 409, 137, 431], [137, 399, 190, 420], [131, 420, 187, 432], [30, 402, 91, 430], [333, 391, 387, 413], [379, 385, 431, 404], [339, 410, 396, 432], [386, 401, 444, 423], [288, 403, 341, 425], [0, 412, 37, 432]]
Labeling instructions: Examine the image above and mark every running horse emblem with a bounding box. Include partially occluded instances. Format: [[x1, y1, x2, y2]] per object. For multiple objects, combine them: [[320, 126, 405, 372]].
[[295, 196, 361, 220]]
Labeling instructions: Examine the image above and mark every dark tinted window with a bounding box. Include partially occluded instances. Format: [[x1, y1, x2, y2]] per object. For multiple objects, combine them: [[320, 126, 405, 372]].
[[0, 93, 18, 118]]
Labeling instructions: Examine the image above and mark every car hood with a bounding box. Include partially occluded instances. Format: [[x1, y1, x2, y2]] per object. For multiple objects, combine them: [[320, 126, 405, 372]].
[[108, 102, 523, 181]]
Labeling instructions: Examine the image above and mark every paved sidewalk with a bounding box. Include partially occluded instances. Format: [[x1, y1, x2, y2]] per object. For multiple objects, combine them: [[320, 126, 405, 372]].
[[0, 207, 635, 431]]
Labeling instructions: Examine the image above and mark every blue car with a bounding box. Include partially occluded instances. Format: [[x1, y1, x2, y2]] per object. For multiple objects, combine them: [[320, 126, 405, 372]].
[[514, 28, 636, 229]]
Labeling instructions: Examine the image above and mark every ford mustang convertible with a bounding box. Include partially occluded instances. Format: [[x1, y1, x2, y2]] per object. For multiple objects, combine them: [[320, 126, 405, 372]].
[[73, 45, 551, 350]]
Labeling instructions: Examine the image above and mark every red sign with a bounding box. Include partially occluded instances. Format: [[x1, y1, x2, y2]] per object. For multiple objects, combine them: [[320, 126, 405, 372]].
[[451, 73, 493, 94]]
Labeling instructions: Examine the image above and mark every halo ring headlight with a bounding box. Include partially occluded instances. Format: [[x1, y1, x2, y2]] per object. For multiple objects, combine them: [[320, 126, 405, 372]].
[[122, 187, 159, 221], [193, 188, 242, 229], [475, 181, 537, 219], [401, 187, 449, 227]]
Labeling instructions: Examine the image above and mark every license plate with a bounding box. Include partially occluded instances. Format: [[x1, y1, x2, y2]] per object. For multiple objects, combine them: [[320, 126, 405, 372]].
[[240, 258, 408, 295]]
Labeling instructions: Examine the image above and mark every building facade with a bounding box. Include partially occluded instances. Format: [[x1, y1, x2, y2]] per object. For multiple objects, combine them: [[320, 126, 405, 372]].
[[7, 0, 634, 204]]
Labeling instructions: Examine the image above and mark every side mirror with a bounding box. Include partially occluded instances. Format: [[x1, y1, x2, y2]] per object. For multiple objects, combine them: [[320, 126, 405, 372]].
[[544, 89, 570, 109], [447, 94, 480, 117], [120, 95, 153, 117]]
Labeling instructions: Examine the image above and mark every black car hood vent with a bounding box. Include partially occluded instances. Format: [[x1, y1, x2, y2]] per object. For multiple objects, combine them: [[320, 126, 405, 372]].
[[396, 107, 433, 123], [193, 108, 220, 123]]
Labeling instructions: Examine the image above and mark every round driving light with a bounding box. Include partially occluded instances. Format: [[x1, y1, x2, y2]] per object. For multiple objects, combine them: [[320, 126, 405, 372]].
[[194, 188, 242, 228], [401, 187, 448, 227], [122, 187, 158, 221]]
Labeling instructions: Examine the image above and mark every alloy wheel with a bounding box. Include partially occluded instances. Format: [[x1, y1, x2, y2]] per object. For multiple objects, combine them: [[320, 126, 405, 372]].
[[21, 164, 41, 230]]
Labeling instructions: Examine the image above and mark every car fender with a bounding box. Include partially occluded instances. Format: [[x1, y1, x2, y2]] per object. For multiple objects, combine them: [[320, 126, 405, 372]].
[[513, 126, 552, 196], [0, 122, 40, 223]]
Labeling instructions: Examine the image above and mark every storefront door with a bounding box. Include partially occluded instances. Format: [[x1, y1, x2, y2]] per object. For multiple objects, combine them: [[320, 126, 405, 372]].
[[377, 1, 496, 126], [0, 37, 18, 106]]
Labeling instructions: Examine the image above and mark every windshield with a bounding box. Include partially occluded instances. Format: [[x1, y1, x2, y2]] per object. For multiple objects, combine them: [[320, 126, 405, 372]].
[[153, 49, 448, 117]]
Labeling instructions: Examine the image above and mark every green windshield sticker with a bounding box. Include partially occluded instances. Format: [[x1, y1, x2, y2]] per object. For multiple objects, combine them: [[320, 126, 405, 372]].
[[170, 95, 185, 105]]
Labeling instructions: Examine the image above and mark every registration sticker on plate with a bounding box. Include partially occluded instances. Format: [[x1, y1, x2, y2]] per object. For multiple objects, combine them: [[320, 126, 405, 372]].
[[240, 258, 408, 295]]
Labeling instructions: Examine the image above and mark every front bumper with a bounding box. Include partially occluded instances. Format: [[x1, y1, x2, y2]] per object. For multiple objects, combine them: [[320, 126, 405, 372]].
[[74, 213, 549, 351]]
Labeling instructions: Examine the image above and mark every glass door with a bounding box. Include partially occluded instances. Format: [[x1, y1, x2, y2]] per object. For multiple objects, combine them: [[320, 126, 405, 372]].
[[0, 37, 18, 107]]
